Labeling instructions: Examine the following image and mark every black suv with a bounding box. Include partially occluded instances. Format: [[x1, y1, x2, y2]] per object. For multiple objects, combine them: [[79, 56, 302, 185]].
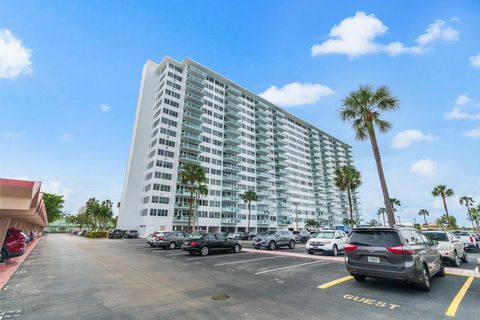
[[345, 226, 444, 291], [108, 229, 123, 239], [124, 230, 138, 239]]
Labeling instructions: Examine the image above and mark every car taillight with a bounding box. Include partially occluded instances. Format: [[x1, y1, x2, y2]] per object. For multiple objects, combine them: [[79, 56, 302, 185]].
[[470, 236, 474, 243], [344, 243, 358, 251], [387, 245, 415, 255], [190, 241, 198, 246]]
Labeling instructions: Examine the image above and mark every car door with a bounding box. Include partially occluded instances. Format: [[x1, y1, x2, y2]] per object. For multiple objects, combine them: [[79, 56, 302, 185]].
[[417, 231, 440, 273], [449, 233, 464, 257], [215, 234, 231, 251], [336, 231, 347, 250]]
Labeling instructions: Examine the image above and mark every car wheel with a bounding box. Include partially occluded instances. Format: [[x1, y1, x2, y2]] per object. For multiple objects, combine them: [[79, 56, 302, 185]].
[[233, 244, 241, 253], [254, 247, 260, 250], [189, 251, 195, 255], [269, 241, 276, 251], [437, 258, 445, 277], [288, 240, 295, 249], [353, 274, 366, 282], [461, 251, 469, 263], [332, 245, 339, 256], [0, 249, 7, 263], [169, 242, 176, 250], [418, 265, 431, 292], [453, 251, 461, 267], [149, 243, 155, 248], [200, 246, 209, 256], [307, 250, 314, 255]]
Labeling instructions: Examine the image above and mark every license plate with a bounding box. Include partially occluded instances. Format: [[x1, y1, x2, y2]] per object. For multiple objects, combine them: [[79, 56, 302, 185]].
[[367, 256, 380, 263]]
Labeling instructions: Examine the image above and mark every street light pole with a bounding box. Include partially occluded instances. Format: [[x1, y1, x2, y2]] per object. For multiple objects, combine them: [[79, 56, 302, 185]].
[[293, 202, 299, 231], [397, 215, 401, 225]]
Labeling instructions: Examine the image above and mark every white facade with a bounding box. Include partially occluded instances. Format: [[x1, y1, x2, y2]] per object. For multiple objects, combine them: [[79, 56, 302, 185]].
[[117, 57, 361, 237]]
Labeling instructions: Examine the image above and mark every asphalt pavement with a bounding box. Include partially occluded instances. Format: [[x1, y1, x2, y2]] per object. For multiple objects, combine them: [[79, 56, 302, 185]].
[[1, 234, 479, 320]]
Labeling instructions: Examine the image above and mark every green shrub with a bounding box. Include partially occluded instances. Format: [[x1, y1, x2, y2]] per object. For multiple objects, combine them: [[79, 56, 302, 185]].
[[85, 231, 109, 238]]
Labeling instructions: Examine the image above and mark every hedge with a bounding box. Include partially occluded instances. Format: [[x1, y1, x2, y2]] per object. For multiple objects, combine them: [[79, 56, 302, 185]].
[[84, 231, 109, 238]]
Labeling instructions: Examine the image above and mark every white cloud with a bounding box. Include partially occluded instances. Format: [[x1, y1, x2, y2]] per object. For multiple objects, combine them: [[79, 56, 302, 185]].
[[469, 53, 480, 68], [99, 104, 111, 112], [455, 94, 471, 106], [391, 129, 437, 149], [259, 82, 334, 107], [463, 127, 480, 138], [3, 130, 24, 139], [410, 158, 437, 176], [0, 29, 32, 79], [415, 20, 459, 46], [444, 108, 480, 120], [311, 12, 459, 58], [61, 133, 73, 142], [42, 180, 73, 201]]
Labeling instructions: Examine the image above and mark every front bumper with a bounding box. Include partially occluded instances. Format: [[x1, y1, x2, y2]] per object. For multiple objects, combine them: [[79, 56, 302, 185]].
[[306, 243, 333, 252], [252, 240, 268, 248]]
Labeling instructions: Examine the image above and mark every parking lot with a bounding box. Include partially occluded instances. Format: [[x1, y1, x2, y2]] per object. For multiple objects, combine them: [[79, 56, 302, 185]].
[[1, 234, 479, 320]]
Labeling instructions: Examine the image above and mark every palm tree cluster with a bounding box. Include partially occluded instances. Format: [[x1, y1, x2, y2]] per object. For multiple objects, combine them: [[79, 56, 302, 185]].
[[179, 163, 208, 232], [241, 190, 257, 233], [334, 166, 362, 227], [65, 198, 115, 230]]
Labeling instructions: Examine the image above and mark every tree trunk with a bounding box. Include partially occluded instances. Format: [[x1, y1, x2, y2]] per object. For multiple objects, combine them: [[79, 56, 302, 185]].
[[368, 128, 394, 226], [247, 202, 251, 232], [382, 211, 386, 226], [347, 186, 354, 227], [441, 194, 450, 228], [187, 187, 193, 232], [466, 204, 475, 230], [423, 214, 427, 226]]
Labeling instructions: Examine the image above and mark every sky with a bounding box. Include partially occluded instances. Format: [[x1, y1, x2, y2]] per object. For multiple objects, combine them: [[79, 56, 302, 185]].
[[1, 1, 479, 227]]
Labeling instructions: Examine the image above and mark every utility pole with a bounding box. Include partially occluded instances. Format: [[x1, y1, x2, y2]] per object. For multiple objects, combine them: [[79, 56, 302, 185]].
[[293, 202, 299, 231]]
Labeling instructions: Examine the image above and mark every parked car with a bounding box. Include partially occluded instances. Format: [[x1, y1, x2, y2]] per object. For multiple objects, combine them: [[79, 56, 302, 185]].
[[306, 230, 348, 256], [344, 226, 444, 291], [293, 230, 310, 243], [153, 231, 190, 249], [451, 230, 477, 251], [182, 233, 241, 256], [77, 230, 87, 236], [423, 231, 468, 267], [227, 232, 241, 240], [124, 230, 138, 239], [109, 229, 123, 239], [252, 230, 296, 250], [146, 231, 163, 247], [1, 228, 27, 263]]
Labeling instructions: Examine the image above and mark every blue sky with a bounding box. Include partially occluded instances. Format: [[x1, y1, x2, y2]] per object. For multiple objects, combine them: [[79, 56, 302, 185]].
[[1, 1, 479, 226]]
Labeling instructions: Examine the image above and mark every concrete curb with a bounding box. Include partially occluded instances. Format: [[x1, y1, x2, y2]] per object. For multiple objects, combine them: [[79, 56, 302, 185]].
[[0, 237, 42, 289]]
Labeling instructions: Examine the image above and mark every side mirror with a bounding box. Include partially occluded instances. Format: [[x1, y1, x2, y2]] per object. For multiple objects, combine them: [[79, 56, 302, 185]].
[[335, 236, 342, 239], [432, 240, 439, 246]]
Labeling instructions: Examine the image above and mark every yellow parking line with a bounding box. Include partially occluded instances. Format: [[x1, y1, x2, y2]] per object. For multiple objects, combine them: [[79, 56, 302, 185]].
[[445, 272, 480, 279], [445, 276, 474, 317], [318, 276, 353, 289]]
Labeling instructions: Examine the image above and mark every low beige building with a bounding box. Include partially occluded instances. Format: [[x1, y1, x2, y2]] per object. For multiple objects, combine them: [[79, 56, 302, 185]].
[[0, 178, 48, 244]]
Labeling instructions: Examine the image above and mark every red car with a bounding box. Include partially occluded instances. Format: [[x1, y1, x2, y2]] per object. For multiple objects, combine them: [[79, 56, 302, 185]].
[[1, 228, 27, 263]]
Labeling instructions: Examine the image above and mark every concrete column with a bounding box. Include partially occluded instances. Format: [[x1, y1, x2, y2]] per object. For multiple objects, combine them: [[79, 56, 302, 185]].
[[0, 217, 12, 248]]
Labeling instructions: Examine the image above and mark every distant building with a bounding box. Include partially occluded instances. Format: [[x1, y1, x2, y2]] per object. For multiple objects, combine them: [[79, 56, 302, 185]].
[[118, 57, 361, 237]]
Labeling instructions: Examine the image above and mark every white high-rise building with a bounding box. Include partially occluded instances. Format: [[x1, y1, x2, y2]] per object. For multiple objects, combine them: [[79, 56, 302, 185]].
[[118, 57, 361, 237]]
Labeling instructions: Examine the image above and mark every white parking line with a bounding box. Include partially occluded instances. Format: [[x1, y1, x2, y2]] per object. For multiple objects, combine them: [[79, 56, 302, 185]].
[[254, 260, 325, 275], [165, 253, 187, 257], [214, 256, 284, 266], [186, 253, 249, 261]]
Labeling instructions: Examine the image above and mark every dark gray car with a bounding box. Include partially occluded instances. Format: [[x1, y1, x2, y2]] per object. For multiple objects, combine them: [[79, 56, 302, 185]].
[[252, 230, 296, 250], [153, 231, 190, 249], [345, 227, 444, 291]]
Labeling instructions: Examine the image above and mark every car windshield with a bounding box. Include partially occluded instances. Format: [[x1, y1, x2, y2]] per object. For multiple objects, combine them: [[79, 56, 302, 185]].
[[157, 232, 173, 237], [314, 232, 335, 239], [349, 230, 401, 247], [423, 232, 449, 242], [452, 231, 470, 236], [260, 231, 276, 236]]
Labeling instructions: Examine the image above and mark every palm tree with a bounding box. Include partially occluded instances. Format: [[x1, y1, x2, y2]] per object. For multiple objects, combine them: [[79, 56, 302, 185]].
[[339, 85, 399, 226], [343, 218, 356, 227], [459, 196, 475, 230], [376, 210, 382, 225], [432, 185, 454, 228], [241, 190, 257, 233], [334, 166, 362, 227], [193, 182, 208, 230], [179, 163, 206, 232], [470, 207, 480, 229], [378, 207, 387, 226], [418, 209, 429, 226], [390, 198, 401, 212]]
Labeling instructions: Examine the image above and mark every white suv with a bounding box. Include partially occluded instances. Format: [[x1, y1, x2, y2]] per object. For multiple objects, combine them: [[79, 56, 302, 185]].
[[306, 230, 348, 256]]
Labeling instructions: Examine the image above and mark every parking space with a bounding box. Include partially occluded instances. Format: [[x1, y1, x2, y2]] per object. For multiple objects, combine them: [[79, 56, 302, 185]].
[[1, 234, 478, 320]]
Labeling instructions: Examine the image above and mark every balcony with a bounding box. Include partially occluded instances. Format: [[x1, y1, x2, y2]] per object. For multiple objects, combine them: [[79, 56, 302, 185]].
[[276, 183, 288, 191], [182, 121, 202, 134], [275, 152, 288, 161], [180, 142, 201, 154], [256, 171, 272, 180], [274, 137, 287, 146], [223, 163, 241, 172], [184, 100, 202, 113], [256, 155, 271, 163], [225, 102, 241, 113], [225, 93, 241, 105], [275, 161, 287, 168], [187, 65, 207, 79], [224, 128, 240, 137], [224, 154, 241, 163], [257, 181, 271, 188], [277, 219, 291, 225], [224, 144, 241, 154], [222, 206, 240, 213], [173, 215, 191, 222], [224, 135, 241, 145], [185, 82, 204, 96], [174, 202, 191, 209], [179, 153, 199, 163], [222, 195, 240, 202], [183, 111, 202, 124], [255, 116, 268, 125], [222, 183, 240, 192], [181, 131, 201, 144], [221, 217, 241, 224], [256, 163, 271, 171], [186, 73, 205, 87], [225, 109, 240, 120], [185, 91, 203, 105], [257, 219, 270, 225], [256, 138, 271, 148], [223, 174, 240, 182], [226, 86, 241, 97], [225, 118, 240, 128]]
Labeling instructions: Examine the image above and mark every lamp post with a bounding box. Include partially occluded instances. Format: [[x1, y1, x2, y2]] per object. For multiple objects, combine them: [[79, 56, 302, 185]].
[[293, 202, 299, 231], [397, 215, 401, 225]]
